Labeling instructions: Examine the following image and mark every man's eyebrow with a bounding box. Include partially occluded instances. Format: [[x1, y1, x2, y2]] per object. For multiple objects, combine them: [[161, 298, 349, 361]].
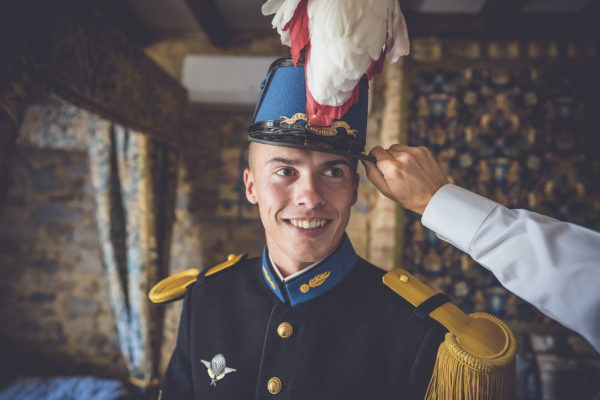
[[265, 157, 351, 167], [323, 159, 351, 167], [266, 157, 301, 165]]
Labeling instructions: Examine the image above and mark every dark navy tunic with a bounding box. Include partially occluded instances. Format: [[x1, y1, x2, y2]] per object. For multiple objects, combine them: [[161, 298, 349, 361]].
[[162, 235, 445, 399]]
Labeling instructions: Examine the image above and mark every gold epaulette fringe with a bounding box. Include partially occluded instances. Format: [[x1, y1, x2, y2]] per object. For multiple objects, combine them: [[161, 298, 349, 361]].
[[425, 313, 516, 400], [383, 267, 517, 399]]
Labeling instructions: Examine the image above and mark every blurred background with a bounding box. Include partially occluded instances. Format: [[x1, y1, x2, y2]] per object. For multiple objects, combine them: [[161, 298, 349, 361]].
[[0, 0, 599, 399]]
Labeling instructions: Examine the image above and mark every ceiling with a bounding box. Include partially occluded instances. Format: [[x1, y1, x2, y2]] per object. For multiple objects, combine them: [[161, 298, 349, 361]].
[[104, 0, 599, 47], [89, 0, 599, 108]]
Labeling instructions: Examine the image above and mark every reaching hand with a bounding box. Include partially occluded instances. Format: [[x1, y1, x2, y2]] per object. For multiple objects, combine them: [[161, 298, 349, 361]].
[[361, 145, 449, 215]]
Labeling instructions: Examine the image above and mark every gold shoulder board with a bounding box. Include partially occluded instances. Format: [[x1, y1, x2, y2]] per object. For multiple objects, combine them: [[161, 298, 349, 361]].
[[383, 267, 517, 400], [148, 253, 246, 304], [204, 253, 246, 277]]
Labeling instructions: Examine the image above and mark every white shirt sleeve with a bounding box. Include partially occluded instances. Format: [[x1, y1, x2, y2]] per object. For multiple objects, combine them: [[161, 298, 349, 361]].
[[422, 184, 600, 353]]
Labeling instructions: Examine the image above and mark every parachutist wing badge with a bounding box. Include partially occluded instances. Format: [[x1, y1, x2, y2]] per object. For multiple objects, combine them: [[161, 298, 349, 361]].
[[201, 354, 237, 386]]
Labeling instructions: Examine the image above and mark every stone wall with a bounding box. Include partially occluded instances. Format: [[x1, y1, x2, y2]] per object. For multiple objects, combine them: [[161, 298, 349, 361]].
[[0, 104, 127, 380]]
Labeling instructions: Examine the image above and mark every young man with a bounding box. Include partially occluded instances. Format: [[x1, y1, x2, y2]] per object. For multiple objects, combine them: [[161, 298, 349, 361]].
[[151, 57, 515, 399]]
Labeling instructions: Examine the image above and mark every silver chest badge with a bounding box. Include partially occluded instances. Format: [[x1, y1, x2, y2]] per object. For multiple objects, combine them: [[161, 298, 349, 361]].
[[201, 354, 237, 386]]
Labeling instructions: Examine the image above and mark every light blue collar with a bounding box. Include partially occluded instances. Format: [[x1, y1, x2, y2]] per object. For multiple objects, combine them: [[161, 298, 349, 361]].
[[260, 234, 358, 306]]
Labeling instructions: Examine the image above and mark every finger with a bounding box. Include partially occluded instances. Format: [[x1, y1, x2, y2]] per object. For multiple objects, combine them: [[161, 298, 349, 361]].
[[388, 144, 422, 155], [362, 158, 392, 196], [388, 145, 431, 171], [388, 144, 415, 153], [368, 146, 406, 176], [368, 146, 394, 162]]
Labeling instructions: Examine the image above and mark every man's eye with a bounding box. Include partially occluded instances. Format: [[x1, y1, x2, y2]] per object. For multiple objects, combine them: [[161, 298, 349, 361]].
[[275, 167, 295, 176], [323, 168, 343, 177]]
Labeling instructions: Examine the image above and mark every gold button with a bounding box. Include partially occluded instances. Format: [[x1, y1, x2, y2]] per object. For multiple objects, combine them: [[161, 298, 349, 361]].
[[277, 322, 293, 338], [227, 253, 235, 261], [267, 377, 282, 394], [400, 274, 409, 283]]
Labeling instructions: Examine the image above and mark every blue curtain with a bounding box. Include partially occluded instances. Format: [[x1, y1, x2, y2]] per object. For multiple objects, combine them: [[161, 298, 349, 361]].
[[88, 118, 177, 389]]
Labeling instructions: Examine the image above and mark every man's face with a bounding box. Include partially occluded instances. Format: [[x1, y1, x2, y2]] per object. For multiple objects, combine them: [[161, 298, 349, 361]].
[[244, 143, 358, 270]]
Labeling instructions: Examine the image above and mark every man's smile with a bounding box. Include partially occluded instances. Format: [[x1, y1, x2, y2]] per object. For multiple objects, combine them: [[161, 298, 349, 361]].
[[284, 218, 332, 230]]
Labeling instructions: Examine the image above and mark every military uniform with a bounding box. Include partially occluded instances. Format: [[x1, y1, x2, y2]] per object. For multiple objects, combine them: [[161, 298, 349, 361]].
[[152, 57, 517, 399], [159, 235, 445, 399]]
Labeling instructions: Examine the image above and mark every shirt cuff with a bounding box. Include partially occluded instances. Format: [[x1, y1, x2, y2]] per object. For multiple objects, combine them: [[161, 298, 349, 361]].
[[421, 184, 498, 253]]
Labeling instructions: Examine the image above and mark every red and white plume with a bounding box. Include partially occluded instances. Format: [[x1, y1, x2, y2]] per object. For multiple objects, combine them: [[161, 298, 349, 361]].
[[262, 0, 409, 126]]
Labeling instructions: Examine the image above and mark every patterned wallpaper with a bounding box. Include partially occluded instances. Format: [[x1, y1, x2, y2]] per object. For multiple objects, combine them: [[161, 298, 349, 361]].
[[402, 39, 600, 323]]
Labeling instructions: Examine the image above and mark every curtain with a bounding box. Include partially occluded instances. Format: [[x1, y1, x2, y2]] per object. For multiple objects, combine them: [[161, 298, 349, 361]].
[[88, 117, 177, 390]]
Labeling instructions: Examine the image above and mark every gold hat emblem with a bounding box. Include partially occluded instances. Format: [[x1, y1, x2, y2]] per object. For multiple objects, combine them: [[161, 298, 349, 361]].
[[280, 114, 357, 137]]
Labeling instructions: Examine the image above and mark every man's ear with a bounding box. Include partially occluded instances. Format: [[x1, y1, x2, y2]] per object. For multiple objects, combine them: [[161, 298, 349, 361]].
[[351, 171, 359, 206], [244, 168, 258, 204]]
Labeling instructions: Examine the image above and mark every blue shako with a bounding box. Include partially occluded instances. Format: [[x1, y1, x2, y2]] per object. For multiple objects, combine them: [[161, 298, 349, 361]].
[[248, 57, 371, 161]]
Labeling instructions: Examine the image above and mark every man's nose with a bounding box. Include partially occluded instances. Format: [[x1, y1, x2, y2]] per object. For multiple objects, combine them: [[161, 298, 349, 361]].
[[295, 173, 325, 208]]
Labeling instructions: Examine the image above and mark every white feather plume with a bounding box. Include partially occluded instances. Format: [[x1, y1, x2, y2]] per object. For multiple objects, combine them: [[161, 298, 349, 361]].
[[263, 0, 409, 107], [262, 0, 302, 47]]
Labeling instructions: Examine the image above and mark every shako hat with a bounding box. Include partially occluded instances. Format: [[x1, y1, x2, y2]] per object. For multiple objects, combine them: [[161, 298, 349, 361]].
[[248, 57, 370, 161]]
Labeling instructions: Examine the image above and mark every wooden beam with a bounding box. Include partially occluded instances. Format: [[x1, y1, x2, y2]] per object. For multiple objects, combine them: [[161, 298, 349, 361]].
[[405, 11, 600, 39], [0, 0, 188, 147], [400, 0, 600, 39], [185, 0, 231, 47], [0, 67, 31, 203], [93, 0, 158, 46], [404, 12, 486, 34]]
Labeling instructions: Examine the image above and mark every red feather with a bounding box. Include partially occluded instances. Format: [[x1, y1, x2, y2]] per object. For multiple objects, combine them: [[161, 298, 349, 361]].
[[283, 0, 309, 66], [306, 77, 360, 126], [366, 49, 386, 80]]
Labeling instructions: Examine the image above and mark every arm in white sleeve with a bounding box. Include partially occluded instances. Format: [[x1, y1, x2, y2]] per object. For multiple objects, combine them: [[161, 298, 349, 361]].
[[422, 184, 600, 353]]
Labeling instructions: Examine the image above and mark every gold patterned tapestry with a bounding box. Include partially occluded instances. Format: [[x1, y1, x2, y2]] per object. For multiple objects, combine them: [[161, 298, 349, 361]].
[[403, 39, 600, 322]]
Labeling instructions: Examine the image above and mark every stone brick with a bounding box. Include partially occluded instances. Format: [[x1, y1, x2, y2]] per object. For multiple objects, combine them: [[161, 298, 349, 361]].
[[31, 169, 62, 191], [30, 259, 58, 273], [29, 292, 56, 302], [19, 320, 42, 332], [68, 297, 98, 313], [53, 280, 76, 292], [34, 204, 81, 224], [43, 320, 65, 337], [176, 192, 189, 210], [45, 223, 74, 241], [79, 255, 103, 273], [68, 163, 88, 177], [72, 225, 99, 245], [0, 225, 37, 240]]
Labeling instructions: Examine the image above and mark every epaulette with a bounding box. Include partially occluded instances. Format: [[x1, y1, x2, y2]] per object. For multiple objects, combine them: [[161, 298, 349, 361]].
[[148, 253, 247, 304], [383, 267, 517, 400]]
